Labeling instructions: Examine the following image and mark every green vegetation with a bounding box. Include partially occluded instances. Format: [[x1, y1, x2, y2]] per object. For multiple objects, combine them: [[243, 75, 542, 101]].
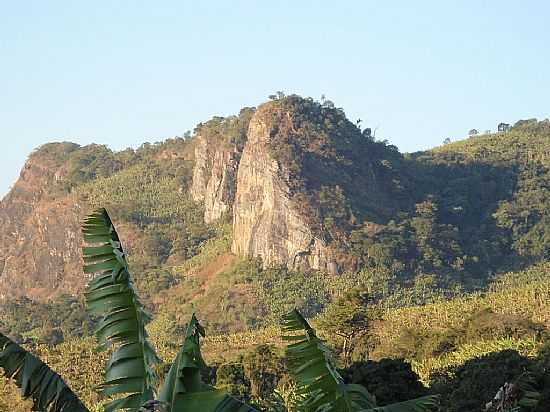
[[2, 262, 549, 410], [0, 295, 94, 345], [1, 209, 441, 412], [280, 309, 439, 411], [340, 359, 428, 406], [2, 97, 550, 411], [194, 107, 255, 152]]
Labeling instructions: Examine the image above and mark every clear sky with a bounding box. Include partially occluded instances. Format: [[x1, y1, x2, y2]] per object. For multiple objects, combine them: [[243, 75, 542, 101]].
[[1, 1, 549, 197]]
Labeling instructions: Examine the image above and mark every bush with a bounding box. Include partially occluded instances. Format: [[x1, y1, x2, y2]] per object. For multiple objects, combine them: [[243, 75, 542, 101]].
[[216, 362, 251, 403], [242, 345, 286, 403], [460, 308, 547, 344], [434, 350, 542, 412], [375, 308, 547, 361], [340, 359, 428, 405]]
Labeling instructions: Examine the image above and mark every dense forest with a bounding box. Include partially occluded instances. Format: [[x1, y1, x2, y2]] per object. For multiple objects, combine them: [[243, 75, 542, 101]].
[[1, 95, 549, 411]]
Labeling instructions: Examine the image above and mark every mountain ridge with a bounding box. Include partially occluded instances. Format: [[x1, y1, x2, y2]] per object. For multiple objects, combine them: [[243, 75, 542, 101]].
[[0, 97, 548, 333]]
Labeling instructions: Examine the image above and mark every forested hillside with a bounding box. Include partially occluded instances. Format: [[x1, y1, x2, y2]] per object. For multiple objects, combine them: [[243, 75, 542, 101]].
[[1, 96, 549, 334], [1, 95, 549, 411]]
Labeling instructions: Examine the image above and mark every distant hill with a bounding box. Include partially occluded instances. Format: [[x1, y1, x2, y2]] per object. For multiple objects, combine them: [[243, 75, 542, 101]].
[[0, 95, 548, 333]]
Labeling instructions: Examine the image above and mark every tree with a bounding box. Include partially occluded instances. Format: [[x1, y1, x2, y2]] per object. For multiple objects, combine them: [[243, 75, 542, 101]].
[[316, 290, 381, 366], [484, 373, 539, 412], [497, 123, 511, 133], [243, 345, 286, 405], [437, 350, 541, 412], [1, 208, 257, 412], [340, 359, 428, 406], [216, 362, 251, 404]]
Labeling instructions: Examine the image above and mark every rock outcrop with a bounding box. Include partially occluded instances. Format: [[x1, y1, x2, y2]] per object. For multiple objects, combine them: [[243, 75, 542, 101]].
[[0, 98, 402, 301], [0, 148, 84, 300], [191, 135, 240, 223], [231, 105, 339, 273]]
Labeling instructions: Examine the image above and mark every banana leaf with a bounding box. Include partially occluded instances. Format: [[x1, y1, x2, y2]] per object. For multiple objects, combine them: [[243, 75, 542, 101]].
[[82, 208, 160, 412], [158, 314, 258, 412], [0, 332, 89, 412]]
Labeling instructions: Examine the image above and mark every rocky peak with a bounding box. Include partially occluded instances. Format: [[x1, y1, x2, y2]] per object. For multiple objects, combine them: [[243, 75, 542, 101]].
[[229, 95, 408, 273], [231, 102, 341, 273], [0, 144, 84, 300]]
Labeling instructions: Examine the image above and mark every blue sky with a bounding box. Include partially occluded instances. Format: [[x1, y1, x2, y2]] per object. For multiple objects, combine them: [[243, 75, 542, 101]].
[[1, 1, 549, 197]]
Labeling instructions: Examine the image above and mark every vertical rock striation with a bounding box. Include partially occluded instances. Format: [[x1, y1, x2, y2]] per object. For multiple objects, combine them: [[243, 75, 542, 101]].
[[191, 135, 240, 223], [231, 105, 339, 273]]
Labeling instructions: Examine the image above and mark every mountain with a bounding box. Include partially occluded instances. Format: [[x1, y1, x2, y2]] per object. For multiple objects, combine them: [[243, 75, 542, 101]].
[[0, 95, 548, 332], [231, 97, 407, 273], [0, 144, 84, 300]]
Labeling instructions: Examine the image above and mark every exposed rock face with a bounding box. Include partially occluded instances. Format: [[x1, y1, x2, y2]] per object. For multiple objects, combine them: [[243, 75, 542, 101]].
[[0, 152, 84, 300], [191, 135, 240, 223], [190, 136, 211, 202], [231, 106, 339, 273], [0, 99, 398, 301]]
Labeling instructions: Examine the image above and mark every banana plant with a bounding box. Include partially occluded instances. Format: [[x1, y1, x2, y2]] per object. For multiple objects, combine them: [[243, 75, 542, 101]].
[[281, 309, 440, 412], [82, 208, 257, 412], [83, 208, 161, 411], [157, 313, 255, 412]]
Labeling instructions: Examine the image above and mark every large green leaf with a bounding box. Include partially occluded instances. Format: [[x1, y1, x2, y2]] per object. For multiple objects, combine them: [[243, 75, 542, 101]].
[[282, 309, 439, 412], [158, 314, 258, 412], [0, 332, 89, 412], [82, 208, 160, 412]]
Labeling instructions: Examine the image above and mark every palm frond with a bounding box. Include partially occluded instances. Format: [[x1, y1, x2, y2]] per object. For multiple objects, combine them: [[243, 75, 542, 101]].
[[282, 309, 356, 411], [158, 314, 258, 412], [0, 332, 89, 412], [282, 309, 439, 412], [82, 208, 160, 412]]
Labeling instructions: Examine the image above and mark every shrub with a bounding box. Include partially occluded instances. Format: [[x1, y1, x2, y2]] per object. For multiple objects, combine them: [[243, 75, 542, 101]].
[[340, 359, 428, 405]]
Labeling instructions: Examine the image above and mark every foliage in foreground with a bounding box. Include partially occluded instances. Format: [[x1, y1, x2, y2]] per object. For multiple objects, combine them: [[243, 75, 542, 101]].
[[281, 309, 439, 412], [81, 208, 256, 412], [0, 332, 88, 412], [0, 208, 444, 412]]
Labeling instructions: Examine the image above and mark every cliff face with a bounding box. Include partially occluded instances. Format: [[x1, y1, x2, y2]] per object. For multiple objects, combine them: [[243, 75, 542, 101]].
[[231, 105, 339, 273], [191, 135, 240, 223], [0, 150, 84, 300], [0, 98, 404, 301], [0, 140, 196, 301], [3, 100, 548, 306]]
